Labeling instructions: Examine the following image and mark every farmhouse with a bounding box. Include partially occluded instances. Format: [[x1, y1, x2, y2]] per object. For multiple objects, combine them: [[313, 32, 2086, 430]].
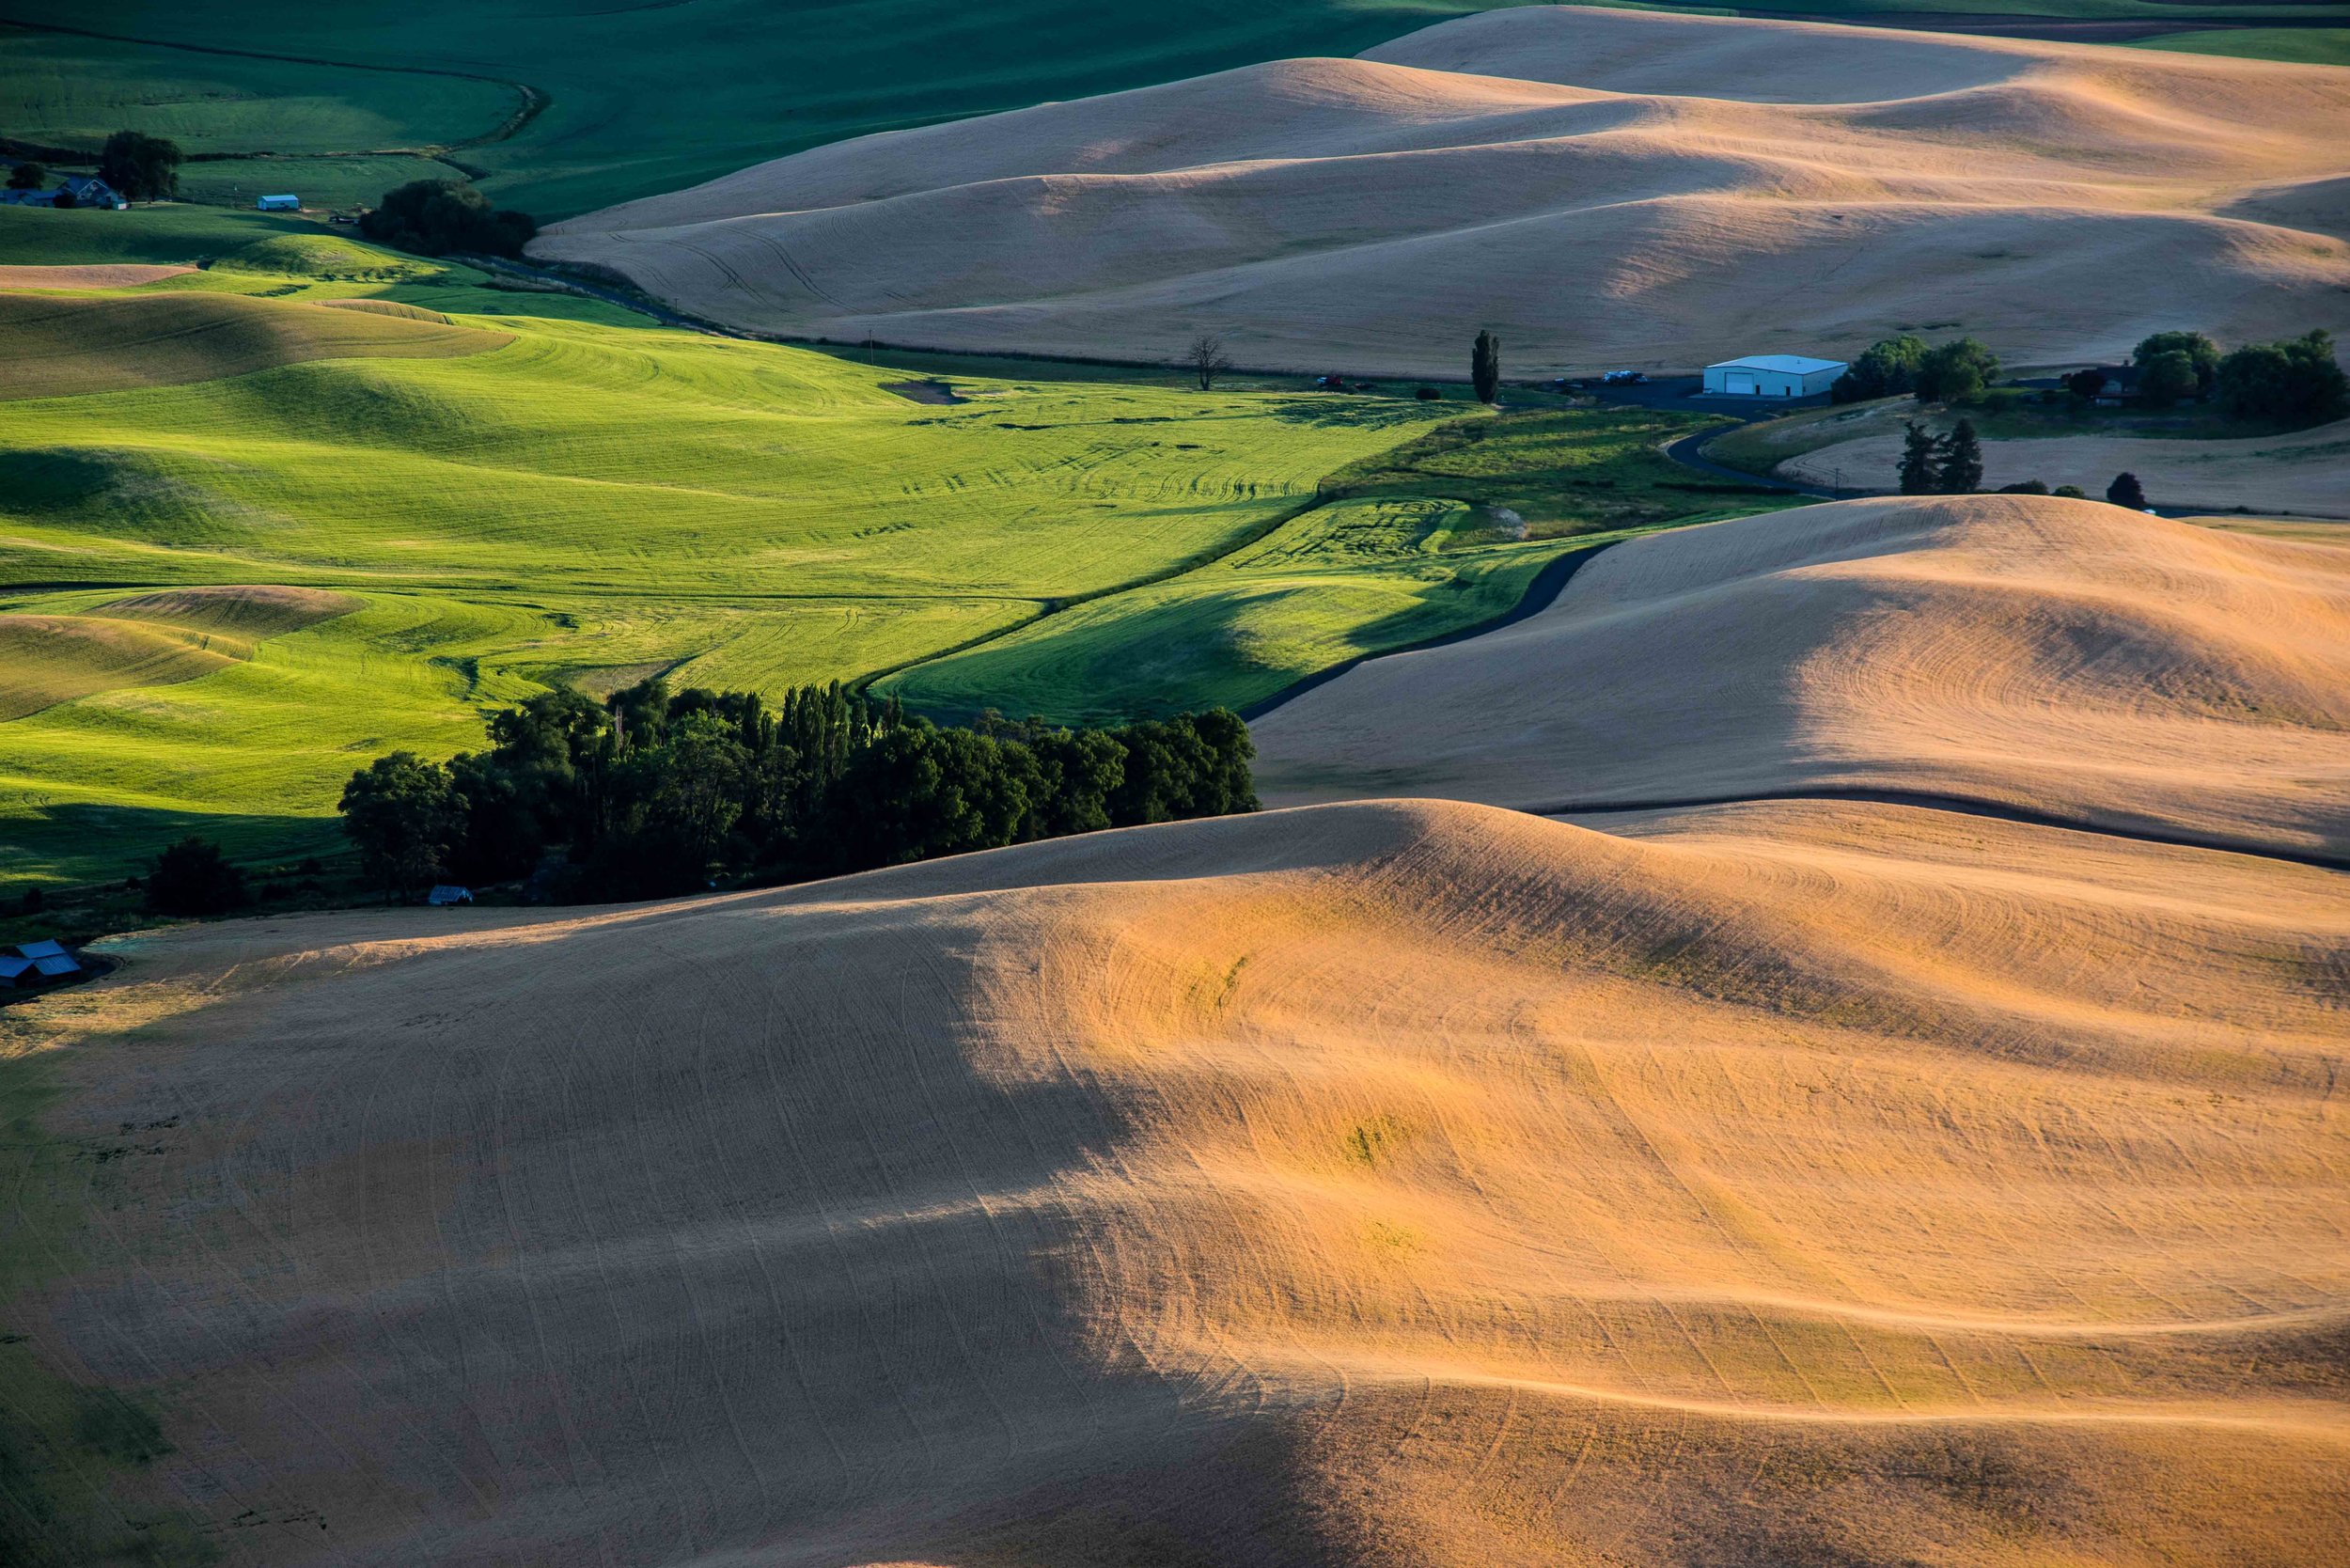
[[257, 194, 301, 212], [62, 176, 128, 211], [1702, 354, 1847, 398]]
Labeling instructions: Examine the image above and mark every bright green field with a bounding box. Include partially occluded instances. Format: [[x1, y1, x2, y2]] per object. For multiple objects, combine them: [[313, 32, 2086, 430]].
[[8, 2, 2344, 222], [2133, 27, 2350, 67], [0, 230, 1768, 886]]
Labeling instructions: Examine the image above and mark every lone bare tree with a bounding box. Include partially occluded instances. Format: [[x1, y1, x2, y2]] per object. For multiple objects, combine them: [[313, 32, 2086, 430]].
[[1185, 334, 1233, 391]]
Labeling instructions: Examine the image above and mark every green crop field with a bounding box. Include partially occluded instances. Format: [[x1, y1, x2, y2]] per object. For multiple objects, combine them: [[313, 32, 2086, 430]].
[[2133, 27, 2350, 67], [0, 232, 1774, 888], [5, 1, 2343, 224]]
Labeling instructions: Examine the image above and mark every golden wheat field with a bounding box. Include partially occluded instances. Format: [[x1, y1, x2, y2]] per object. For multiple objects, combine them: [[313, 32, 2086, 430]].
[[1255, 494, 2350, 862], [532, 7, 2350, 374], [9, 496, 2346, 1564]]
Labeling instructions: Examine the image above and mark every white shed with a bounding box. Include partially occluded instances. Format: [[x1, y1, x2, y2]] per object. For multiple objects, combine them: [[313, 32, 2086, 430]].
[[1702, 354, 1847, 398], [257, 194, 301, 212]]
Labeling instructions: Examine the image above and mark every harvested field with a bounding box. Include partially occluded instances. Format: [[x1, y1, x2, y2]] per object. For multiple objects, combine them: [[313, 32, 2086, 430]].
[[1782, 417, 2350, 517], [1253, 494, 2350, 861], [8, 791, 2345, 1564], [536, 8, 2350, 374]]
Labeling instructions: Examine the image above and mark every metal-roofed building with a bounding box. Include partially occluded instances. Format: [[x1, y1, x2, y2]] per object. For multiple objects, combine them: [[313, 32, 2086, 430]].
[[7, 939, 83, 984], [1702, 354, 1847, 399]]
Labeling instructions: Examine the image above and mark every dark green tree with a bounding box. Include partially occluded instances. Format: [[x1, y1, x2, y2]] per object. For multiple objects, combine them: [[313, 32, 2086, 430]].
[[1936, 417, 1983, 494], [2131, 330, 2219, 397], [1471, 329, 1500, 404], [1996, 478, 2050, 494], [1913, 337, 1999, 404], [360, 179, 537, 259], [97, 131, 181, 200], [1897, 421, 1942, 495], [147, 837, 247, 917], [339, 752, 461, 901], [830, 723, 1037, 869], [2215, 331, 2348, 425], [2062, 368, 2108, 401], [2106, 472, 2149, 510], [2052, 484, 2087, 499], [2136, 349, 2200, 409], [7, 161, 45, 191], [1831, 336, 1928, 403]]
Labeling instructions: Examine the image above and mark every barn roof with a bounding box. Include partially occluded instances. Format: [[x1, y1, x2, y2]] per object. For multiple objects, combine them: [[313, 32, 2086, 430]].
[[1708, 354, 1847, 375], [17, 939, 66, 959]]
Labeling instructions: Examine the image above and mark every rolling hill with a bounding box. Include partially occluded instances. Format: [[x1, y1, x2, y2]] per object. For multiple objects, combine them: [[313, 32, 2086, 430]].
[[6, 270, 1762, 885], [534, 7, 2350, 376], [8, 786, 2343, 1564], [1253, 493, 2350, 860]]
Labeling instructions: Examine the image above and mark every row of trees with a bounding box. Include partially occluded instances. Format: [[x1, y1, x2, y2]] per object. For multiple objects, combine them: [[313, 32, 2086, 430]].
[[1832, 337, 2001, 405], [1896, 418, 1984, 494], [2071, 329, 2343, 422], [339, 678, 1258, 902], [1897, 420, 2150, 506], [2208, 329, 2346, 424], [360, 179, 538, 259]]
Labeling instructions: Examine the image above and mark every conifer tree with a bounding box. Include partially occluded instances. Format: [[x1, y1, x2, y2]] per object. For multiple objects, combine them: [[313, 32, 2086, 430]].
[[1897, 422, 1942, 495], [1936, 418, 1984, 494], [1471, 330, 1500, 404]]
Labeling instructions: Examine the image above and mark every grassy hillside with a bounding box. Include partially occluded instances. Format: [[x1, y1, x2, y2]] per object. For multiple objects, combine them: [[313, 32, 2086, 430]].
[[2134, 27, 2350, 67], [0, 250, 1772, 886], [6, 2, 2344, 222]]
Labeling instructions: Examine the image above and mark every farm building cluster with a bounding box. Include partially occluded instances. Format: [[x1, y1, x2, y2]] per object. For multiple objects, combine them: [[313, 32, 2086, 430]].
[[0, 173, 129, 210], [2, 939, 83, 989]]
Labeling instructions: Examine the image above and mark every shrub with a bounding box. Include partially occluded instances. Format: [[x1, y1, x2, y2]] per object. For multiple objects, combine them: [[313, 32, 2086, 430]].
[[97, 131, 180, 200], [2107, 472, 2149, 510], [360, 179, 537, 259], [18, 886, 43, 914], [147, 838, 248, 917], [1415, 385, 1441, 401], [1831, 336, 1927, 403], [2062, 368, 2107, 401], [2215, 331, 2348, 425], [1997, 478, 2050, 494], [1914, 337, 1999, 404], [2052, 484, 2086, 499]]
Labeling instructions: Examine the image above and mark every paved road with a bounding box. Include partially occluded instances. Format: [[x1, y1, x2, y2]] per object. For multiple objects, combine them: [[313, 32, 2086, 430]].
[[1578, 377, 1849, 500]]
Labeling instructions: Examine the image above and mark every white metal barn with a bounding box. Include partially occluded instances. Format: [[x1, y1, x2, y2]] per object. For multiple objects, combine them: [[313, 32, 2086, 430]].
[[1702, 354, 1847, 398]]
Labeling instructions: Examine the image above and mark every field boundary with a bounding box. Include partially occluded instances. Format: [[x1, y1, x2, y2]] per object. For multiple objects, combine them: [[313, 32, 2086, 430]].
[[1239, 539, 1617, 721], [0, 15, 548, 162], [1540, 788, 2350, 872]]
